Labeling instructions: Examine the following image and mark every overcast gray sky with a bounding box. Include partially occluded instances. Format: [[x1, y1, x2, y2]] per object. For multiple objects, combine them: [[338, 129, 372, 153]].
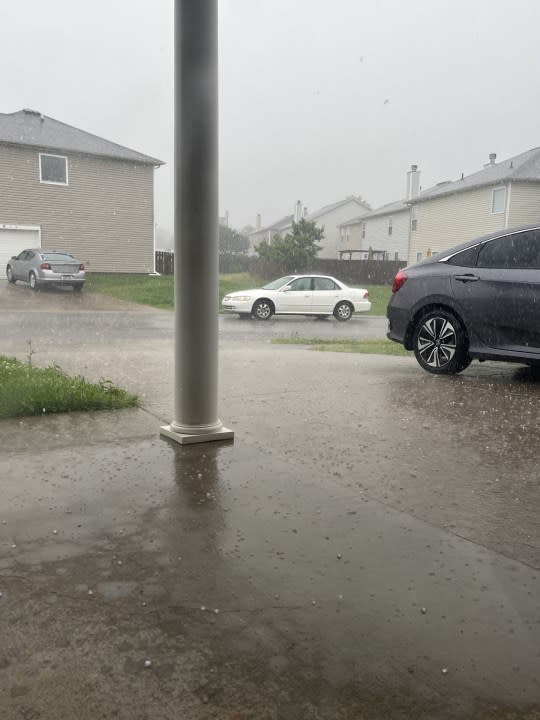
[[2, 0, 540, 232]]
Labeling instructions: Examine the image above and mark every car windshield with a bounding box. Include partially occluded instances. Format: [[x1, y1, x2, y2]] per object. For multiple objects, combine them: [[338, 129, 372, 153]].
[[41, 253, 75, 262], [262, 276, 295, 290]]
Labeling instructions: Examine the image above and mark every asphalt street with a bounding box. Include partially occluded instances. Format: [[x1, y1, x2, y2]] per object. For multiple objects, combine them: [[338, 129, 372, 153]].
[[0, 280, 388, 352]]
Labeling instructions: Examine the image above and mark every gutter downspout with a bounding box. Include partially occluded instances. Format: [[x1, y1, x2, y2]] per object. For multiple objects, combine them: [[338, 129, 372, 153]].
[[504, 182, 512, 229]]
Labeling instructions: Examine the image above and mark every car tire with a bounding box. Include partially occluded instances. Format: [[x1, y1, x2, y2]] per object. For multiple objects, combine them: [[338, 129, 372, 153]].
[[333, 301, 353, 321], [7, 266, 15, 283], [252, 299, 274, 321], [73, 284, 83, 293], [412, 309, 471, 375], [29, 272, 38, 291]]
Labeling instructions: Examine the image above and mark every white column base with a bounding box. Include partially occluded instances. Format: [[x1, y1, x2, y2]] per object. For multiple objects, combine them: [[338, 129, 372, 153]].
[[160, 424, 234, 445]]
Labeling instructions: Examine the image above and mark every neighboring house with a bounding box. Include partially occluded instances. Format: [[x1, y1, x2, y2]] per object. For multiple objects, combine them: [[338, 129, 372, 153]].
[[408, 148, 540, 265], [249, 196, 371, 259], [0, 108, 163, 273], [338, 165, 420, 261], [338, 199, 410, 261], [248, 213, 294, 254]]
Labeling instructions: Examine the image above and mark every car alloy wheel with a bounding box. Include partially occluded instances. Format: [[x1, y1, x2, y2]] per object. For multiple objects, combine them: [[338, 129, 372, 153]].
[[334, 301, 352, 321], [252, 300, 273, 320], [413, 309, 470, 375], [29, 272, 38, 290]]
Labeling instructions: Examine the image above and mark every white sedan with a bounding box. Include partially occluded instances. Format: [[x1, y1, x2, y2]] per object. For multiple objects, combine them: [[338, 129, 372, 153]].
[[222, 274, 371, 321]]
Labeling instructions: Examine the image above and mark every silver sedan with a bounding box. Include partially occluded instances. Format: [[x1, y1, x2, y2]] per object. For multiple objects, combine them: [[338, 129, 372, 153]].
[[6, 248, 86, 291]]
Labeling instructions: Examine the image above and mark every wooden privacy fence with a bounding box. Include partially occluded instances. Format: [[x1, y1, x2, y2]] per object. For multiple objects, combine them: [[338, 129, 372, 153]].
[[155, 250, 174, 275], [247, 257, 406, 285], [155, 251, 405, 285]]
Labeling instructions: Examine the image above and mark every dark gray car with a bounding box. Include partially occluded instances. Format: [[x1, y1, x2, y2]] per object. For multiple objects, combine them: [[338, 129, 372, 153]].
[[387, 225, 540, 374], [6, 248, 86, 291]]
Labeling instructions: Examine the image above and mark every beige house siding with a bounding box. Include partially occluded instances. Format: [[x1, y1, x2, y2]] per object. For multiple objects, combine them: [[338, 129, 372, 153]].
[[507, 182, 540, 227], [363, 210, 410, 260], [339, 210, 410, 260], [339, 222, 363, 253], [408, 185, 508, 264], [0, 143, 155, 272], [311, 201, 370, 259]]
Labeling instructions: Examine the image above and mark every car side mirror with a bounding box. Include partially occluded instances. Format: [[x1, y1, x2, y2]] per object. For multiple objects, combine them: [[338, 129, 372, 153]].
[[281, 286, 291, 292], [11, 256, 17, 260]]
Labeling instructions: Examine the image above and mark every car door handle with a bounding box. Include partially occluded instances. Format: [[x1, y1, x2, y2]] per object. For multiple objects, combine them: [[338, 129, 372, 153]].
[[454, 274, 480, 283]]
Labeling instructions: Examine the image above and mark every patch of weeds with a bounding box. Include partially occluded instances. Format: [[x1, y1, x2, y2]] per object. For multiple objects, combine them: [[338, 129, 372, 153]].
[[0, 355, 138, 419]]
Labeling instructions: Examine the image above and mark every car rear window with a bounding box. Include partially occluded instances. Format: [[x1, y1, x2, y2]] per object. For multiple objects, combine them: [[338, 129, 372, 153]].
[[476, 231, 540, 269], [445, 245, 480, 267], [313, 277, 339, 290], [41, 253, 76, 262]]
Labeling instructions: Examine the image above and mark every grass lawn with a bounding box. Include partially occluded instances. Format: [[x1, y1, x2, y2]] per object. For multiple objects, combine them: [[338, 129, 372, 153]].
[[272, 338, 411, 356], [0, 356, 138, 419], [86, 273, 176, 310], [87, 273, 392, 315], [360, 285, 392, 316]]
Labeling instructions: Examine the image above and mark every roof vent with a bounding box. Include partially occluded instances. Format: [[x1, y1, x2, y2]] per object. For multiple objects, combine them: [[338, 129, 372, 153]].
[[489, 153, 497, 165], [22, 108, 41, 115], [436, 180, 451, 186]]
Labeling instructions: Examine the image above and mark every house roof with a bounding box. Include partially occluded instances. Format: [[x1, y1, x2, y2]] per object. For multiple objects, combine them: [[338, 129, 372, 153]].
[[252, 197, 371, 236], [249, 214, 294, 235], [410, 146, 540, 204], [306, 196, 371, 221], [0, 109, 164, 165], [339, 198, 409, 226]]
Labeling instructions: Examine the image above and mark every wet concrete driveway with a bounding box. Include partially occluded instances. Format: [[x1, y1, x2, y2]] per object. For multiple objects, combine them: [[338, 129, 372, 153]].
[[1, 286, 539, 719]]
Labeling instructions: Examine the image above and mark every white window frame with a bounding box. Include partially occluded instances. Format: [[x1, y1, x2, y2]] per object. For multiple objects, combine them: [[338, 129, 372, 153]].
[[39, 153, 69, 186], [491, 186, 506, 214]]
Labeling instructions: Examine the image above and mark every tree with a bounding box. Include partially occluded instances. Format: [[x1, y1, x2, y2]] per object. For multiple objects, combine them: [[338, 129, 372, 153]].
[[255, 218, 323, 271], [219, 225, 249, 255]]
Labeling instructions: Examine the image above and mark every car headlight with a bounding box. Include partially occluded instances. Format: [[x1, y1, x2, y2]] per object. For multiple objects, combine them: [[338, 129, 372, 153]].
[[227, 296, 251, 302]]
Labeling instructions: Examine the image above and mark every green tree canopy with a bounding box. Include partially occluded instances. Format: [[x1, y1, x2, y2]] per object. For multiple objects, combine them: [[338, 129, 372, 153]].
[[255, 218, 323, 271], [219, 225, 249, 254]]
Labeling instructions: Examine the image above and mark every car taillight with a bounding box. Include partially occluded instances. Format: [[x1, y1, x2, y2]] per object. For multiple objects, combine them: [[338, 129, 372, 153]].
[[40, 262, 51, 270], [363, 291, 369, 299], [79, 264, 85, 271], [391, 270, 407, 293]]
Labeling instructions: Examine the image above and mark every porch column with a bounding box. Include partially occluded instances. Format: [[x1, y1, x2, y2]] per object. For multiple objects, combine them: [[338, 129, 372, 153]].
[[161, 0, 233, 445]]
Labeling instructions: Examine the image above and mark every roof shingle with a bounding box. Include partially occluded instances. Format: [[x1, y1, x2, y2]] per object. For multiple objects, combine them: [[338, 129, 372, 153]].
[[339, 198, 409, 226], [0, 109, 164, 165], [411, 146, 540, 204]]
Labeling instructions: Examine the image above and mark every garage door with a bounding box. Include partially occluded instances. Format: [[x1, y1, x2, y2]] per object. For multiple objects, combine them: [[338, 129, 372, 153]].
[[0, 228, 40, 274]]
